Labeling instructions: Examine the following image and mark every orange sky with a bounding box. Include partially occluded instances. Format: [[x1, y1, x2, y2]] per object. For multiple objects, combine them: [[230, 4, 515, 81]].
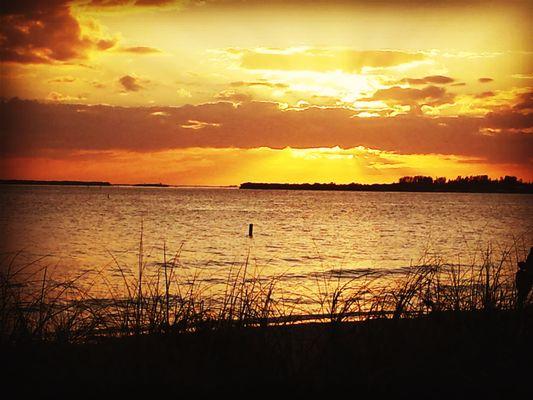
[[0, 0, 532, 184]]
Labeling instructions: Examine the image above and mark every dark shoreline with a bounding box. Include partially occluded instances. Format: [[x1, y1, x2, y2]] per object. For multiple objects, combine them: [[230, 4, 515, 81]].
[[240, 180, 533, 194], [0, 180, 166, 188], [0, 180, 236, 188], [4, 309, 532, 396], [2, 177, 532, 194], [0, 179, 112, 186]]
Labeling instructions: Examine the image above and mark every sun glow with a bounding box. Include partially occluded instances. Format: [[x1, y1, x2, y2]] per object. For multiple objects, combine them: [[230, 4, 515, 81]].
[[0, 0, 531, 183]]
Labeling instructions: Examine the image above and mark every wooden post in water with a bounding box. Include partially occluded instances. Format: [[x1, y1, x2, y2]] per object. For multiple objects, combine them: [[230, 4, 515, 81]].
[[248, 223, 254, 237]]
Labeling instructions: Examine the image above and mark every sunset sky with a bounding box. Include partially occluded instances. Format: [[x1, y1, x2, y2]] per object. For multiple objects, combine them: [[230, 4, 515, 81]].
[[0, 0, 532, 185]]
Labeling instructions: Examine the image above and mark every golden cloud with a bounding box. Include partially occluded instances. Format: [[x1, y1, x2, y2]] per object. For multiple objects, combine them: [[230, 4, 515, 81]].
[[237, 48, 426, 73]]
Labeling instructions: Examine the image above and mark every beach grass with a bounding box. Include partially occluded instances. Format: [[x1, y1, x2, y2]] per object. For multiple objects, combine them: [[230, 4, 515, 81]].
[[0, 238, 529, 343], [1, 238, 531, 395]]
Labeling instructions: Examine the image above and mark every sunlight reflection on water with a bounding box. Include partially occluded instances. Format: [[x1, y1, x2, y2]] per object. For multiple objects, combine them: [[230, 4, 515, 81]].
[[1, 185, 532, 293]]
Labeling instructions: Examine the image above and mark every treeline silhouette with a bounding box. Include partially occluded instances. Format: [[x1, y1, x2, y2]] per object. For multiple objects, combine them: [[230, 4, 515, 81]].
[[0, 180, 169, 187], [0, 179, 111, 186], [240, 175, 533, 194]]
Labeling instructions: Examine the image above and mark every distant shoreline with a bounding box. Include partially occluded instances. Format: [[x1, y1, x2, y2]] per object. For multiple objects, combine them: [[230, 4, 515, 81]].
[[0, 179, 112, 187], [0, 180, 238, 189], [240, 177, 533, 194], [2, 177, 531, 194]]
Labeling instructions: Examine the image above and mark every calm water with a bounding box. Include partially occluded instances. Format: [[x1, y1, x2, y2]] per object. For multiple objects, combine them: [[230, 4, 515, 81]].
[[1, 185, 532, 290]]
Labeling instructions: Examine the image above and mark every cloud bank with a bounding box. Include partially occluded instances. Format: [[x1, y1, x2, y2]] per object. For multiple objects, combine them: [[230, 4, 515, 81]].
[[1, 98, 531, 166]]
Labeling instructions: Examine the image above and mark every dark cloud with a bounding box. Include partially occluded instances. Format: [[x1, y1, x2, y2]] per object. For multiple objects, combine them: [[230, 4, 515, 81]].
[[119, 46, 161, 54], [478, 77, 494, 83], [47, 76, 77, 83], [230, 81, 288, 89], [0, 0, 64, 14], [92, 81, 106, 89], [86, 0, 173, 6], [401, 75, 455, 85], [118, 75, 144, 91], [484, 109, 533, 130], [0, 1, 117, 64], [215, 90, 253, 103], [480, 92, 533, 130], [512, 92, 533, 111], [475, 91, 495, 98], [45, 91, 87, 102], [362, 85, 455, 106], [1, 98, 531, 165], [85, 0, 131, 6], [134, 0, 174, 5], [96, 39, 117, 51]]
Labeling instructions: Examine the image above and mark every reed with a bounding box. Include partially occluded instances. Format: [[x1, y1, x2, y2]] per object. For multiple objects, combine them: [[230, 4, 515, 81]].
[[0, 237, 530, 345]]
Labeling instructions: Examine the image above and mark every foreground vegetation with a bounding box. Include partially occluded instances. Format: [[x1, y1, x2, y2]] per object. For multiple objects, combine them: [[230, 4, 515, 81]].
[[1, 241, 531, 395]]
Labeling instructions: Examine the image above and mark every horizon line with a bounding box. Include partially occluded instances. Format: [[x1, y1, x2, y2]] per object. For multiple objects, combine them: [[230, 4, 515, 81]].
[[1, 174, 533, 187]]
